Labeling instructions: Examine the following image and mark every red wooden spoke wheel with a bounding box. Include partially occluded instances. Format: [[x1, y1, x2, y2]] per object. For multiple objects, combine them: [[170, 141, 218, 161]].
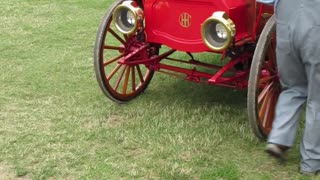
[[248, 15, 280, 140], [94, 0, 157, 103]]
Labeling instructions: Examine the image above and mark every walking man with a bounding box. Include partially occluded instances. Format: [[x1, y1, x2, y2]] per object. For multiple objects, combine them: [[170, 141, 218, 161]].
[[258, 0, 320, 175]]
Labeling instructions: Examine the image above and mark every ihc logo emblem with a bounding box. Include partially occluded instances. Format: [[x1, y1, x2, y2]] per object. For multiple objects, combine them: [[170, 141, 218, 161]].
[[179, 13, 191, 28]]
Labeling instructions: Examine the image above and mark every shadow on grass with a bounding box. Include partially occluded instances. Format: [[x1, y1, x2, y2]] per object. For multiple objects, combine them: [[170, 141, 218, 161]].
[[142, 75, 247, 109]]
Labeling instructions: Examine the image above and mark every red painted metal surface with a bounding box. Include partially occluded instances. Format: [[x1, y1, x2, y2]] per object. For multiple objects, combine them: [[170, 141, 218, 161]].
[[113, 0, 274, 89], [143, 0, 255, 52]]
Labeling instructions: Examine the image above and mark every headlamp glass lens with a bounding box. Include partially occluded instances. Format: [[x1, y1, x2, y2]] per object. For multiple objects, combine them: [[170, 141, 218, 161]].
[[216, 23, 228, 40], [126, 11, 135, 25]]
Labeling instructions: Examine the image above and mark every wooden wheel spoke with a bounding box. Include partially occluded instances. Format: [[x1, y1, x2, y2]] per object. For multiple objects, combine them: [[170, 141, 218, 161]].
[[258, 81, 274, 103], [122, 66, 130, 95], [131, 66, 136, 91], [104, 45, 125, 51], [104, 54, 124, 66], [262, 90, 278, 130], [114, 65, 127, 91], [136, 65, 145, 84], [108, 28, 125, 44], [107, 64, 122, 80], [259, 86, 273, 121], [259, 75, 275, 85], [262, 90, 273, 128]]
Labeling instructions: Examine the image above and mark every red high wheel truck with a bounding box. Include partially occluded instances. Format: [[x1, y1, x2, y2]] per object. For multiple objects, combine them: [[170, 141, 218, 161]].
[[93, 0, 277, 140]]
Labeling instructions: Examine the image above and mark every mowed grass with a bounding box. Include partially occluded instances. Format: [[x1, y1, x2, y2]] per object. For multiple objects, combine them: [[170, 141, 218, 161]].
[[0, 0, 313, 179]]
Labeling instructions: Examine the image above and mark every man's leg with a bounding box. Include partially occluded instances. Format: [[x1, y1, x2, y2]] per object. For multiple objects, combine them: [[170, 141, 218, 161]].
[[267, 0, 307, 148], [299, 25, 320, 173]]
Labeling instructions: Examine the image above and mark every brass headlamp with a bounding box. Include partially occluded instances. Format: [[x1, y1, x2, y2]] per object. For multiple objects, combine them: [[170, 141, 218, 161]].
[[113, 1, 144, 35], [201, 11, 236, 51]]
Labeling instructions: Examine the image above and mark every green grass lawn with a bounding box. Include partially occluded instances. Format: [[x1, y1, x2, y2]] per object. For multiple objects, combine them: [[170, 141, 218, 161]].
[[0, 0, 314, 179]]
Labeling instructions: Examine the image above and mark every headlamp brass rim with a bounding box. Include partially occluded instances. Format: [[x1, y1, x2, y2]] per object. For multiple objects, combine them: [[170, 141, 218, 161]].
[[112, 1, 142, 35], [201, 11, 236, 51]]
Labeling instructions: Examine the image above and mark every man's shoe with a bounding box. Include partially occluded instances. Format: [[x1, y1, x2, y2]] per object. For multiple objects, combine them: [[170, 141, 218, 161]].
[[265, 143, 288, 162]]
